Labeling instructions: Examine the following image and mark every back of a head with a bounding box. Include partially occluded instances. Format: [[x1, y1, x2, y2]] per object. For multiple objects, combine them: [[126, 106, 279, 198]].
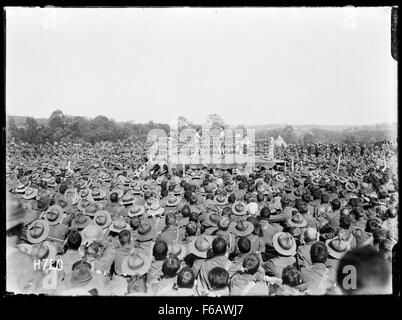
[[297, 202, 308, 214], [282, 265, 301, 287], [313, 188, 322, 200], [242, 253, 260, 275], [331, 199, 341, 210], [189, 195, 198, 205], [339, 215, 352, 230], [321, 193, 329, 204], [67, 230, 82, 250], [177, 267, 195, 289], [181, 205, 191, 218], [189, 211, 199, 223], [237, 236, 251, 254], [162, 256, 181, 278], [212, 236, 227, 256], [118, 229, 131, 246], [208, 267, 229, 291], [184, 190, 192, 202], [110, 192, 118, 203], [260, 206, 271, 220], [310, 241, 328, 264], [336, 246, 391, 295], [228, 194, 236, 204], [153, 240, 168, 261], [185, 221, 198, 237]]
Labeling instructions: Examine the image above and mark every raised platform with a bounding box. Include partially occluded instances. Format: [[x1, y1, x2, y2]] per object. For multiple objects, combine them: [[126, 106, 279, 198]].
[[163, 155, 286, 170]]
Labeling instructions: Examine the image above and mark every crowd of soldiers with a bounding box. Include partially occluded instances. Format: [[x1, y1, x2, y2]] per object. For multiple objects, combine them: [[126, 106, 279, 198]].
[[6, 138, 398, 295]]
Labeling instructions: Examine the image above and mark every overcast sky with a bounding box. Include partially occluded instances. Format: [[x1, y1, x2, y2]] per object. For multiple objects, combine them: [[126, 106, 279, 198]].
[[6, 7, 397, 126]]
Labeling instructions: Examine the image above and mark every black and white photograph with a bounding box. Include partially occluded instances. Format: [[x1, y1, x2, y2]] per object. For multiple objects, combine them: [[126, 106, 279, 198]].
[[4, 6, 398, 298]]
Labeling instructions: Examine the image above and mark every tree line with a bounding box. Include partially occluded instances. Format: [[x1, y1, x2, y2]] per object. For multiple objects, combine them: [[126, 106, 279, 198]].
[[6, 110, 396, 145]]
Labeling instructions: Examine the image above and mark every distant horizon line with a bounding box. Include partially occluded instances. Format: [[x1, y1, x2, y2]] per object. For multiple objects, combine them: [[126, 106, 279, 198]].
[[6, 113, 397, 128]]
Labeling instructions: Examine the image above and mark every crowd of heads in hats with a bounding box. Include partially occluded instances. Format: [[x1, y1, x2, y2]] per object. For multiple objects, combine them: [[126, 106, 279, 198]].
[[5, 137, 398, 296]]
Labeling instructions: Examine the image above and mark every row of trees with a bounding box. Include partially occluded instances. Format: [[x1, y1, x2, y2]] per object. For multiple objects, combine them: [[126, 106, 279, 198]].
[[255, 125, 396, 145], [6, 110, 396, 145]]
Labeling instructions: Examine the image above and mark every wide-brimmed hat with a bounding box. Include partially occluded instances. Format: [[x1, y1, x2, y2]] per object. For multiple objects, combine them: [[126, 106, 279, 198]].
[[93, 210, 112, 229], [272, 232, 297, 256], [354, 170, 363, 179], [232, 201, 247, 216], [47, 177, 57, 187], [31, 242, 57, 261], [91, 187, 106, 200], [65, 188, 80, 205], [229, 220, 254, 236], [109, 216, 130, 233], [84, 202, 101, 217], [70, 260, 93, 286], [120, 192, 136, 206], [168, 242, 188, 260], [56, 196, 72, 213], [275, 173, 286, 183], [338, 176, 348, 184], [22, 187, 38, 200], [166, 194, 181, 207], [27, 220, 50, 244], [326, 237, 350, 259], [122, 250, 152, 276], [215, 194, 228, 206], [172, 184, 184, 195], [44, 205, 64, 225], [188, 235, 214, 258], [130, 181, 142, 194], [77, 180, 90, 190], [311, 176, 321, 187], [203, 212, 222, 228], [224, 185, 235, 194], [136, 221, 157, 241], [15, 182, 27, 194], [256, 184, 268, 195], [80, 224, 105, 245], [64, 170, 74, 179], [71, 212, 91, 230], [345, 182, 356, 192], [147, 201, 164, 217], [77, 198, 93, 212], [127, 205, 146, 217], [287, 213, 308, 228], [79, 188, 92, 199]]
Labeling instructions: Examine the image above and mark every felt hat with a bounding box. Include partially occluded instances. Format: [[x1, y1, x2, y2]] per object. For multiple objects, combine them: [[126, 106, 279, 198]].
[[229, 220, 254, 237], [122, 250, 152, 276], [287, 213, 308, 228], [272, 232, 297, 256], [71, 212, 91, 230], [44, 205, 64, 225], [27, 220, 50, 244], [166, 194, 181, 207], [136, 221, 157, 242], [93, 210, 112, 229], [80, 224, 105, 245], [22, 187, 38, 200], [188, 235, 214, 258], [232, 201, 247, 216], [109, 216, 130, 233], [326, 237, 350, 259], [127, 205, 146, 217]]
